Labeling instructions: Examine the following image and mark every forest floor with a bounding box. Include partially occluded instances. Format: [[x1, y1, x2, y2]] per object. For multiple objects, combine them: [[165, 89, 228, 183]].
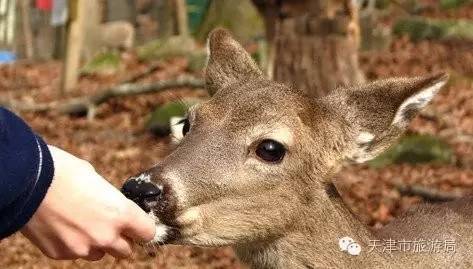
[[1, 3, 473, 269]]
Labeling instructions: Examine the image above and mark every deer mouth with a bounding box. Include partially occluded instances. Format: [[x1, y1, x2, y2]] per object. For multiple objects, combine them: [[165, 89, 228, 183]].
[[121, 170, 189, 245], [121, 171, 181, 238], [139, 196, 184, 245], [147, 211, 181, 245]]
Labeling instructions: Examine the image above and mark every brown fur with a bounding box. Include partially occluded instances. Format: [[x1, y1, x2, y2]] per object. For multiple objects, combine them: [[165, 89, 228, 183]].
[[130, 29, 472, 268]]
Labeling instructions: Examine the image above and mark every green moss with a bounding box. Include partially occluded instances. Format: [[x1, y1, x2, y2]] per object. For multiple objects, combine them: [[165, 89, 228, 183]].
[[393, 17, 473, 41], [146, 99, 200, 137], [81, 51, 121, 75], [187, 50, 207, 72], [440, 0, 471, 9], [137, 36, 197, 61], [368, 134, 455, 168], [375, 0, 391, 9], [393, 18, 446, 41]]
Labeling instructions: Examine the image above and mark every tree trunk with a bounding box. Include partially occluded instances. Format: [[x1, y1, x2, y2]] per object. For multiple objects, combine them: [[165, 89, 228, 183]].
[[156, 0, 175, 38], [20, 0, 34, 58], [174, 0, 189, 36], [61, 0, 87, 93], [253, 0, 364, 98], [0, 0, 16, 50]]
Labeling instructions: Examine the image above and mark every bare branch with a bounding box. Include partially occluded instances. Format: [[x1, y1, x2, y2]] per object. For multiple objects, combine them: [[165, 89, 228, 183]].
[[1, 75, 205, 117], [396, 184, 464, 202]]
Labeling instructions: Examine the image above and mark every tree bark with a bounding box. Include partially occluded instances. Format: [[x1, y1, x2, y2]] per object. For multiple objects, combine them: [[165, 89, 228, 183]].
[[61, 0, 87, 93], [253, 0, 365, 98], [156, 0, 175, 38], [174, 0, 189, 36], [20, 0, 34, 59], [396, 184, 463, 203]]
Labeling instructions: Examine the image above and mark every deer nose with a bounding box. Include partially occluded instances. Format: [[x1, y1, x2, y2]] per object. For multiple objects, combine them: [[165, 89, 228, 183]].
[[121, 174, 162, 212]]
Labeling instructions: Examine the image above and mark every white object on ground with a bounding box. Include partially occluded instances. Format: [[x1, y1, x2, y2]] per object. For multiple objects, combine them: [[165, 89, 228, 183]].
[[170, 116, 185, 144]]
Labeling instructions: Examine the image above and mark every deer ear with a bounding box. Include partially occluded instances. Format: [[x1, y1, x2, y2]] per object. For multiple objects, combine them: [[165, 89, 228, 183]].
[[205, 28, 262, 95], [334, 72, 449, 163], [390, 73, 449, 129]]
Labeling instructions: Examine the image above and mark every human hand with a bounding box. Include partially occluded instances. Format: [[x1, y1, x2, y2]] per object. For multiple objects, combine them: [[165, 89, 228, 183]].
[[21, 146, 156, 261]]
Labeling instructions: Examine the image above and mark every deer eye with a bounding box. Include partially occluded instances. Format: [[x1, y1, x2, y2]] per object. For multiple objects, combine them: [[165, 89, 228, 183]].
[[178, 118, 190, 136], [255, 139, 286, 163]]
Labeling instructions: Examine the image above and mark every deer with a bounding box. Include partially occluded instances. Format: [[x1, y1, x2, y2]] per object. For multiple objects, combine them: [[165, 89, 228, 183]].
[[121, 29, 473, 269]]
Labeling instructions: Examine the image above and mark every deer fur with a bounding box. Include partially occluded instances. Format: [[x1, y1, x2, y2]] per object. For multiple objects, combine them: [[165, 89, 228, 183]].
[[129, 29, 472, 269]]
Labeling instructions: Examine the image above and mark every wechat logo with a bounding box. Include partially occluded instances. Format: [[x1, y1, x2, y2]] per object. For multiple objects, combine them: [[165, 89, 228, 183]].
[[339, 236, 361, 256]]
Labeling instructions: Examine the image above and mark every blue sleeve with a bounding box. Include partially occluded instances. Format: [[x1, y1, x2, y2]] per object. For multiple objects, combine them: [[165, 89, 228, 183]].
[[0, 107, 54, 239]]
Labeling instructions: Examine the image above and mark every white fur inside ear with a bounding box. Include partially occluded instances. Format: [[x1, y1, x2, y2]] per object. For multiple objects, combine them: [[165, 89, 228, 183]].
[[350, 132, 375, 163], [392, 80, 446, 127], [351, 152, 375, 163], [356, 131, 375, 144]]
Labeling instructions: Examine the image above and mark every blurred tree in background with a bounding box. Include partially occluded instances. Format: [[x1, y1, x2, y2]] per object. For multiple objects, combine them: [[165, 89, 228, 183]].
[[253, 0, 365, 97], [2, 2, 473, 269], [9, 0, 473, 97]]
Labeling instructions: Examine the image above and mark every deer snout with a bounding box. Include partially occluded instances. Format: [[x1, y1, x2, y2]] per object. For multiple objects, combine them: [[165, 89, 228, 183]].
[[121, 173, 163, 213]]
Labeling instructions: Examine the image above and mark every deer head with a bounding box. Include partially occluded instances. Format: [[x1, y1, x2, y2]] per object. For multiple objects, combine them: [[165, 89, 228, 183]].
[[121, 29, 448, 249]]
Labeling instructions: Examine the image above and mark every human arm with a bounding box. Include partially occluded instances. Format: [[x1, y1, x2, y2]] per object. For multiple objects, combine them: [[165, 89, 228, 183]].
[[0, 107, 156, 260]]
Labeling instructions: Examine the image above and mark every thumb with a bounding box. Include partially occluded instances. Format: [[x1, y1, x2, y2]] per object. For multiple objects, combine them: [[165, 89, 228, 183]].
[[121, 201, 156, 243]]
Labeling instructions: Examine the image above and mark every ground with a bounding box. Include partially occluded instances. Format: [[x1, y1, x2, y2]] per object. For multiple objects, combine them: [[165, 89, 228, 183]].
[[1, 3, 473, 269]]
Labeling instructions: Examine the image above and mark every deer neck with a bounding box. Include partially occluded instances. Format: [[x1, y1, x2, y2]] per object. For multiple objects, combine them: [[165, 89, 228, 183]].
[[315, 183, 374, 241], [235, 183, 386, 269]]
